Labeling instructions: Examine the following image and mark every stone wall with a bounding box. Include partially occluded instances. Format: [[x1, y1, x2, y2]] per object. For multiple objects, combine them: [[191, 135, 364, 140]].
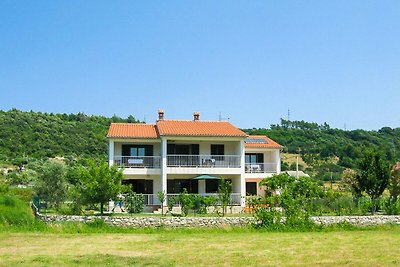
[[37, 213, 255, 228], [32, 203, 400, 228]]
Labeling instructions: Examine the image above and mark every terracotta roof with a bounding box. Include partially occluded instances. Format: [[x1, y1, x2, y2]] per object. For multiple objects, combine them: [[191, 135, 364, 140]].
[[245, 135, 282, 148], [107, 123, 159, 138], [156, 120, 247, 137]]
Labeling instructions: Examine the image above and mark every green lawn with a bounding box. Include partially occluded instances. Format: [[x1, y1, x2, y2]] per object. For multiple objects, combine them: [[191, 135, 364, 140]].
[[1, 227, 400, 266]]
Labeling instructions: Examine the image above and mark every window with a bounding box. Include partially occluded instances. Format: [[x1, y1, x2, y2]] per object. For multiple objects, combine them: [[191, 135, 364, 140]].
[[211, 144, 224, 155], [246, 182, 257, 195], [167, 144, 199, 155], [130, 147, 145, 156], [245, 153, 264, 163], [122, 145, 153, 157]]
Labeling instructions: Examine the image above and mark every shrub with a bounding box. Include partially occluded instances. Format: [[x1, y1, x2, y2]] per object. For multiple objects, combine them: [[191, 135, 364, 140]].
[[382, 198, 400, 215], [125, 192, 144, 213], [357, 197, 374, 215]]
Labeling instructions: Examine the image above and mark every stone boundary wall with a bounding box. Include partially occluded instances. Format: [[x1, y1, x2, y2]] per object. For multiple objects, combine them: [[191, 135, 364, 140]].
[[32, 205, 400, 228]]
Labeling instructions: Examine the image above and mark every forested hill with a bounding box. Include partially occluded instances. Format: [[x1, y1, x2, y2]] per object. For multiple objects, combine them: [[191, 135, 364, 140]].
[[0, 109, 140, 161], [243, 119, 400, 169], [0, 110, 399, 170]]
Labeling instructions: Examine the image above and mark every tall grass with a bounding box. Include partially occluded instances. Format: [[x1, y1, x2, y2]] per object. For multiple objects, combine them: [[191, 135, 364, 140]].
[[0, 194, 46, 231]]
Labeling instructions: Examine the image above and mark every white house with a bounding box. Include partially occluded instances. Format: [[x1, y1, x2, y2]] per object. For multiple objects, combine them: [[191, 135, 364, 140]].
[[107, 110, 282, 208]]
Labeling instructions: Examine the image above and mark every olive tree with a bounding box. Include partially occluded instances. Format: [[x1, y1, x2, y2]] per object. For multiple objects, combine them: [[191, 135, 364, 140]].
[[34, 160, 68, 209], [78, 160, 123, 214]]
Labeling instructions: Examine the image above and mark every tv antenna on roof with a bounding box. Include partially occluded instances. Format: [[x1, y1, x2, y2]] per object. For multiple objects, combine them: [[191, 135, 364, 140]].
[[218, 111, 230, 121]]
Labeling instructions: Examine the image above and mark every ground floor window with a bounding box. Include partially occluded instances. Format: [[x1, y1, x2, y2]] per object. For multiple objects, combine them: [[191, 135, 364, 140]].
[[206, 179, 232, 193], [246, 182, 257, 195], [167, 179, 198, 194], [123, 179, 153, 194]]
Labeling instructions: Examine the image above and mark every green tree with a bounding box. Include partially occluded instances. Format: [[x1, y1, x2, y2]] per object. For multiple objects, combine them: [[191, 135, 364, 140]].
[[78, 160, 123, 215], [34, 160, 68, 209], [356, 150, 391, 213], [157, 191, 166, 216], [217, 178, 232, 216]]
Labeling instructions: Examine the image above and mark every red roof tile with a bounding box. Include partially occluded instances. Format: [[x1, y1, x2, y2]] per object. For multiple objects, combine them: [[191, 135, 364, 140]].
[[245, 135, 282, 148], [156, 120, 247, 137], [155, 120, 247, 137], [107, 123, 158, 138]]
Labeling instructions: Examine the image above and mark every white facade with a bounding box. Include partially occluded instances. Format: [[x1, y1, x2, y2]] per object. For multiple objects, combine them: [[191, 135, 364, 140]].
[[108, 135, 281, 207]]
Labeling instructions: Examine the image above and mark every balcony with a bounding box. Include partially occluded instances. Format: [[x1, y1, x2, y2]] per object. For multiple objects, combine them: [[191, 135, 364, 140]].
[[114, 156, 161, 168], [167, 155, 241, 168], [245, 163, 277, 173]]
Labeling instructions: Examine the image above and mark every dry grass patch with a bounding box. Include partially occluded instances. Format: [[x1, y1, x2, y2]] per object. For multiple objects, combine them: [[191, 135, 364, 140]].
[[1, 228, 400, 266]]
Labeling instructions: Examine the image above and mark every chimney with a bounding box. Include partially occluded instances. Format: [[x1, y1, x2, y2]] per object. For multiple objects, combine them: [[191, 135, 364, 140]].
[[158, 109, 165, 121], [193, 112, 200, 121]]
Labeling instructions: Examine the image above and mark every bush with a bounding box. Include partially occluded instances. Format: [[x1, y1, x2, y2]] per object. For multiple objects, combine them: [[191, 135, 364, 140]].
[[253, 206, 283, 230], [357, 197, 374, 215], [382, 198, 400, 215], [125, 192, 144, 213]]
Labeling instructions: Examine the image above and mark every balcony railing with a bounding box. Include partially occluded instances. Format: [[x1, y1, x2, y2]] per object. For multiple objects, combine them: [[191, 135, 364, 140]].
[[167, 155, 241, 168], [114, 156, 161, 168], [166, 193, 242, 206], [245, 163, 278, 173]]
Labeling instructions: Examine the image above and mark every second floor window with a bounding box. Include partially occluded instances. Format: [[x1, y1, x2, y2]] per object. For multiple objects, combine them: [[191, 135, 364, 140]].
[[122, 145, 153, 157], [211, 144, 224, 155]]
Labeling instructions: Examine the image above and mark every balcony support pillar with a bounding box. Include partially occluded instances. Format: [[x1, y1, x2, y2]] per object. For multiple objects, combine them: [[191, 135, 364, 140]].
[[108, 140, 115, 166], [240, 140, 246, 207], [161, 137, 168, 206]]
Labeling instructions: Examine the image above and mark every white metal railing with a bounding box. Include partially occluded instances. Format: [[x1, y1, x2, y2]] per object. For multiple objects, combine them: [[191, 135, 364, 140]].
[[167, 155, 241, 168], [142, 194, 162, 205], [245, 163, 278, 173], [166, 193, 242, 206], [114, 156, 161, 168]]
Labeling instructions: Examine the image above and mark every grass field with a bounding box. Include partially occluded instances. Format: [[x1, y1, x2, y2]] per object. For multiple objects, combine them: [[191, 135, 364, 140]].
[[1, 227, 400, 266]]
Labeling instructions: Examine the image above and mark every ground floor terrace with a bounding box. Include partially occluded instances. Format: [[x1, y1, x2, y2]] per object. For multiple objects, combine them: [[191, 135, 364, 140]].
[[122, 174, 269, 207]]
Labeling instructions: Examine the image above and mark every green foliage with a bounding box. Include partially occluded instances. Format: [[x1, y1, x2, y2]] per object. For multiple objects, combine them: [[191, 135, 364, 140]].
[[34, 160, 68, 209], [356, 149, 391, 212], [0, 109, 140, 161], [125, 192, 145, 213], [77, 160, 123, 214], [382, 198, 400, 215], [217, 178, 233, 216], [244, 119, 400, 172], [157, 191, 166, 216], [257, 173, 322, 229], [0, 194, 45, 229]]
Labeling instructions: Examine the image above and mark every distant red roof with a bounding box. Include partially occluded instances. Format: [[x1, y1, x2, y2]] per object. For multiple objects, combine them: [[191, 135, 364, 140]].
[[156, 120, 247, 137], [245, 135, 283, 148], [107, 123, 158, 138]]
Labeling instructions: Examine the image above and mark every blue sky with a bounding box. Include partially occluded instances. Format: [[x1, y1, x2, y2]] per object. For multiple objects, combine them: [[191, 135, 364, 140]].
[[1, 1, 399, 130]]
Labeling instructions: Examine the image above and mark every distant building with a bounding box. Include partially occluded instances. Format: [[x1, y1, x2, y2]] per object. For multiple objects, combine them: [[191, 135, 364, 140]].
[[285, 171, 310, 178]]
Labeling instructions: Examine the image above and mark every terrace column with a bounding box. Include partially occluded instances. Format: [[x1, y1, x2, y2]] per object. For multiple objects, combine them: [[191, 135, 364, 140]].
[[240, 140, 246, 207], [108, 139, 114, 166], [275, 150, 281, 174], [161, 137, 168, 206]]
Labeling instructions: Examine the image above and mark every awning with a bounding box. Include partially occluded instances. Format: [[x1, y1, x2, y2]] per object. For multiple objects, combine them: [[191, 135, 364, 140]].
[[191, 174, 221, 180]]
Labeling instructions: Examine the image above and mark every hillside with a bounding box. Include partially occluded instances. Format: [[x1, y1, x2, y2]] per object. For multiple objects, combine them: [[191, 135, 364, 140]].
[[0, 110, 399, 178], [0, 109, 140, 161], [243, 119, 400, 179]]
